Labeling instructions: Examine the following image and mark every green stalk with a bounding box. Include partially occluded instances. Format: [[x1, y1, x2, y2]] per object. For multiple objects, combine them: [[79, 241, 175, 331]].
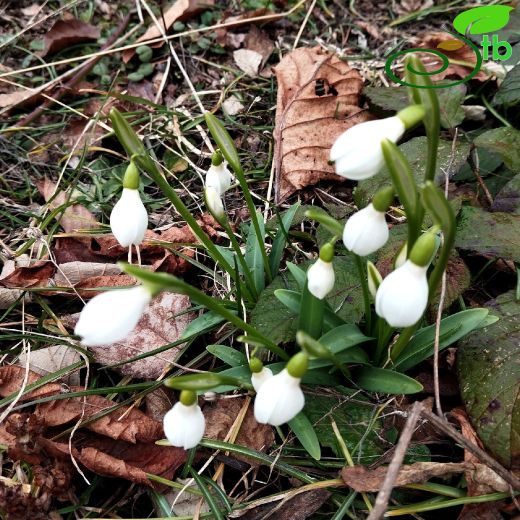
[[298, 283, 325, 339], [123, 264, 288, 360], [109, 108, 236, 281], [354, 254, 371, 335], [205, 112, 272, 283], [221, 219, 258, 301]]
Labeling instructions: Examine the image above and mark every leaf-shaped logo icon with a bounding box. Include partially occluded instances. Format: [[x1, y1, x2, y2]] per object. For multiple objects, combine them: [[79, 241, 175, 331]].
[[437, 39, 465, 51], [453, 5, 514, 35]]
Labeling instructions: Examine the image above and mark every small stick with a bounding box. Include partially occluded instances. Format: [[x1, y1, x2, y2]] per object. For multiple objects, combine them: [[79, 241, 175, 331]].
[[136, 244, 142, 266], [128, 245, 132, 265], [367, 401, 423, 520]]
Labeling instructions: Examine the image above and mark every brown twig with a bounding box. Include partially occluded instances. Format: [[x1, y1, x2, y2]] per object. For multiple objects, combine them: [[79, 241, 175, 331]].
[[422, 407, 520, 491], [470, 146, 494, 206], [367, 401, 423, 520], [16, 13, 131, 128]]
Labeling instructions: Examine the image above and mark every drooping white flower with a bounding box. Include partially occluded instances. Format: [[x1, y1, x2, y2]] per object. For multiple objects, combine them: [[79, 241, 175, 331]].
[[163, 399, 205, 450], [74, 286, 151, 346], [110, 188, 148, 247], [254, 369, 305, 426], [204, 186, 225, 221], [375, 260, 429, 327], [307, 258, 335, 300], [206, 162, 232, 196], [330, 105, 425, 180], [251, 366, 273, 392], [343, 203, 389, 256]]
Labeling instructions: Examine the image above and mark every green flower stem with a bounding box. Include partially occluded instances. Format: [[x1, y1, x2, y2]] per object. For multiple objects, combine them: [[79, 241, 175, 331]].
[[374, 317, 395, 365], [354, 254, 371, 335], [204, 112, 272, 283], [298, 284, 325, 339], [109, 108, 237, 282], [390, 321, 419, 362], [221, 219, 258, 301], [123, 264, 288, 360]]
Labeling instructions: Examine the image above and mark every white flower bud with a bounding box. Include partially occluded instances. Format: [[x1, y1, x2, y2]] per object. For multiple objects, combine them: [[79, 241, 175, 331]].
[[204, 187, 225, 220], [330, 116, 405, 180], [251, 366, 273, 392], [206, 162, 232, 196], [307, 258, 335, 300], [343, 203, 389, 256], [375, 260, 429, 327], [163, 401, 205, 450], [254, 369, 305, 426], [74, 286, 151, 346], [110, 188, 148, 247]]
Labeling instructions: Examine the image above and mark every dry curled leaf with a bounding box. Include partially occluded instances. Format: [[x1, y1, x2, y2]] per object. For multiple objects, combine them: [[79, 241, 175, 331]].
[[122, 0, 214, 62], [76, 292, 194, 378], [52, 261, 121, 287], [273, 47, 369, 202], [0, 260, 54, 289], [0, 257, 32, 309], [37, 178, 99, 233], [233, 49, 263, 77], [40, 18, 100, 57], [341, 461, 507, 492]]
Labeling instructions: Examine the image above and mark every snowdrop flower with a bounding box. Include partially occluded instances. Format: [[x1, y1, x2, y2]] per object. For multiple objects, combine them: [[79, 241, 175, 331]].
[[330, 105, 425, 180], [110, 162, 148, 247], [204, 186, 225, 221], [75, 285, 152, 346], [254, 352, 308, 426], [343, 186, 394, 256], [375, 232, 436, 327], [163, 390, 205, 450], [206, 152, 232, 196], [307, 243, 335, 300], [249, 357, 273, 392]]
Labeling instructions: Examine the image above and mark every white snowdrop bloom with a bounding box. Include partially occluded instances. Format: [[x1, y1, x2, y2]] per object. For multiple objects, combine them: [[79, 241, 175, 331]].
[[110, 188, 148, 247], [254, 369, 305, 426], [375, 260, 429, 328], [163, 398, 205, 450], [206, 162, 232, 196], [74, 286, 151, 346], [251, 366, 273, 392], [307, 258, 335, 300], [343, 203, 389, 256], [330, 105, 425, 180], [205, 187, 225, 220]]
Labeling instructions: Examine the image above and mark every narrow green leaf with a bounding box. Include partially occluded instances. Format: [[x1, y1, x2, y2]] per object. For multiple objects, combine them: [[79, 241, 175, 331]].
[[288, 412, 321, 460], [319, 324, 371, 353], [355, 367, 423, 394], [269, 202, 300, 275], [245, 210, 266, 293], [190, 469, 226, 520], [206, 345, 247, 367], [164, 372, 243, 391], [181, 311, 227, 339], [393, 308, 490, 372], [286, 262, 307, 290], [305, 209, 344, 237]]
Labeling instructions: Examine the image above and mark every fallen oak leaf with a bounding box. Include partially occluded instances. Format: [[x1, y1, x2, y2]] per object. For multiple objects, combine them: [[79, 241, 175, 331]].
[[273, 47, 369, 202], [122, 0, 214, 62], [40, 18, 100, 57]]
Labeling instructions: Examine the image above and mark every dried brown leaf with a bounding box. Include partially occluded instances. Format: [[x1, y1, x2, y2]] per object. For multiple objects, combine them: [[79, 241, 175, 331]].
[[53, 261, 121, 286], [40, 18, 100, 57], [233, 49, 263, 77], [341, 461, 507, 492], [273, 47, 369, 202], [37, 178, 99, 233], [63, 292, 193, 378], [0, 260, 54, 289], [245, 26, 274, 68], [122, 0, 214, 62], [0, 258, 32, 309], [203, 398, 274, 459], [0, 89, 40, 110], [0, 366, 62, 402]]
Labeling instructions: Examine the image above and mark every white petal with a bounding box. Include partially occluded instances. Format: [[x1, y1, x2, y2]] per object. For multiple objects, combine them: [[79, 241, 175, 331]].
[[110, 189, 148, 247], [330, 116, 406, 180], [163, 402, 206, 450], [343, 204, 389, 256], [206, 163, 232, 196], [74, 286, 151, 346], [251, 367, 274, 392], [375, 260, 429, 327], [205, 187, 224, 219], [254, 369, 305, 426], [307, 259, 335, 300]]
